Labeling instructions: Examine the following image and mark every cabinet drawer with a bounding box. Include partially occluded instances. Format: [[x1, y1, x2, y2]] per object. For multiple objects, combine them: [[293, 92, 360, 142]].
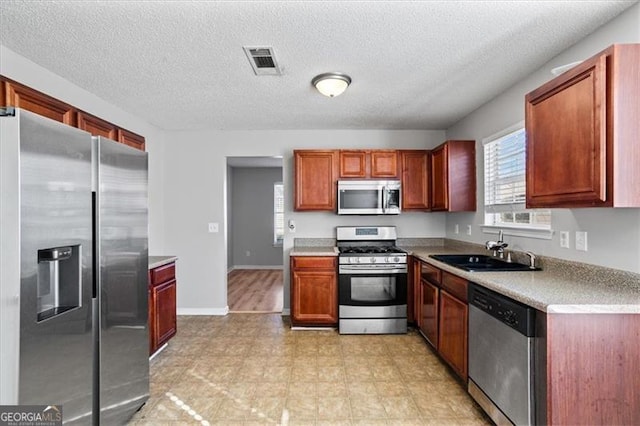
[[291, 256, 336, 269], [441, 271, 468, 303], [421, 262, 442, 285], [150, 262, 176, 285]]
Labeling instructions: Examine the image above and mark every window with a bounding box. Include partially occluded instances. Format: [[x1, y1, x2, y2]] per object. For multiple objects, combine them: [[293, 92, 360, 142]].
[[484, 124, 551, 230], [273, 182, 284, 245]]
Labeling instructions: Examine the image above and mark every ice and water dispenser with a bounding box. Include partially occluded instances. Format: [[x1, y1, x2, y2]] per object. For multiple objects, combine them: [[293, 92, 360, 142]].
[[36, 245, 82, 322]]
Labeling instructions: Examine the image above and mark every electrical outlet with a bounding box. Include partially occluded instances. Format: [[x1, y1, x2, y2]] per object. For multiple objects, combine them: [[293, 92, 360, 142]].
[[208, 222, 219, 233], [454, 224, 459, 234], [246, 250, 251, 257], [560, 231, 570, 248], [466, 225, 472, 235], [576, 231, 588, 251]]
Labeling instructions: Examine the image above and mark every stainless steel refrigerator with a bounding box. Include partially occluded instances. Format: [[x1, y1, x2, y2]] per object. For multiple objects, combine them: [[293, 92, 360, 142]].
[[0, 108, 149, 424]]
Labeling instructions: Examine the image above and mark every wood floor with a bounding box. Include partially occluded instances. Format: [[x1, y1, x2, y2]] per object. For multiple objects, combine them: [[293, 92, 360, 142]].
[[227, 269, 283, 313]]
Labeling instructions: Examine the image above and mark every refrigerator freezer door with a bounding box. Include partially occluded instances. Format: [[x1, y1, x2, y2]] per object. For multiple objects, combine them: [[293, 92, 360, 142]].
[[16, 110, 94, 423], [95, 137, 149, 423]]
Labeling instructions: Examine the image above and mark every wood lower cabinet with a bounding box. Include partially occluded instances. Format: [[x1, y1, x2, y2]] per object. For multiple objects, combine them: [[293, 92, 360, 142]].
[[294, 150, 338, 211], [420, 278, 439, 349], [431, 140, 476, 212], [290, 256, 337, 326], [414, 258, 468, 381], [401, 150, 430, 211], [525, 44, 640, 208], [149, 262, 177, 355], [438, 289, 468, 380]]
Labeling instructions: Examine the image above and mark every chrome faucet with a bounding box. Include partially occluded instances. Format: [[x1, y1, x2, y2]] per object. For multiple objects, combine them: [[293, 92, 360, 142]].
[[485, 230, 509, 258], [525, 251, 537, 269]]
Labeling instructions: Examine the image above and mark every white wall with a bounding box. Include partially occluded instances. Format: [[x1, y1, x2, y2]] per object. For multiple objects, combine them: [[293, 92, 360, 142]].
[[161, 129, 447, 313], [230, 167, 283, 268], [0, 45, 167, 255], [444, 3, 640, 273]]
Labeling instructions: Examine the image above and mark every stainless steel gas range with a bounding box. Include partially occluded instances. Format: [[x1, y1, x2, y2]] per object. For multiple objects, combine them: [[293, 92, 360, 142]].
[[336, 226, 408, 334]]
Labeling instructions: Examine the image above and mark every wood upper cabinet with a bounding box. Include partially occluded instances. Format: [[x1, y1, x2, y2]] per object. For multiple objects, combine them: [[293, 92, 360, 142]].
[[525, 44, 640, 208], [77, 111, 117, 139], [400, 150, 430, 211], [290, 256, 338, 326], [339, 150, 368, 178], [438, 289, 468, 381], [294, 150, 338, 211], [117, 128, 146, 151], [149, 262, 177, 355], [339, 150, 399, 179], [2, 78, 76, 125], [431, 140, 476, 212], [1, 77, 146, 151]]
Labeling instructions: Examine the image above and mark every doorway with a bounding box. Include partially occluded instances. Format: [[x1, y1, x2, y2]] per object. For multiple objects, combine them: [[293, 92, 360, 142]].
[[226, 156, 284, 313]]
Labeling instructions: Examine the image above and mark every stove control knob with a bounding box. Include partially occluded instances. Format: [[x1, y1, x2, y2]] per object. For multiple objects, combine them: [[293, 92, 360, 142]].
[[393, 256, 400, 263], [355, 257, 361, 264], [371, 257, 377, 263]]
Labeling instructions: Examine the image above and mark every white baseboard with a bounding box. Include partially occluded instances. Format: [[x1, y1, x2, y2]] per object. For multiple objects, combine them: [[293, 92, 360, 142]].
[[229, 265, 283, 271], [177, 306, 229, 316]]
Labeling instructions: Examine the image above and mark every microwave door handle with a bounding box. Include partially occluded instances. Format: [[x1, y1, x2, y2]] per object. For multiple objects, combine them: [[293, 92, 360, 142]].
[[382, 186, 387, 213]]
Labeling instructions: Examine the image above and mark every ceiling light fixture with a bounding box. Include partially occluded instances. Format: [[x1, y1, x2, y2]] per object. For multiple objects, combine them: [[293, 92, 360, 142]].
[[312, 72, 352, 97]]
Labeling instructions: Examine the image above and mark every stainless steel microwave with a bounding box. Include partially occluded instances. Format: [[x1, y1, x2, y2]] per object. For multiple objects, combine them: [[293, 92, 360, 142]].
[[337, 180, 401, 215]]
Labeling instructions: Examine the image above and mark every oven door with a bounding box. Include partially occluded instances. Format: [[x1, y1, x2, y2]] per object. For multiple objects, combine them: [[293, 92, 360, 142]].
[[338, 266, 407, 311]]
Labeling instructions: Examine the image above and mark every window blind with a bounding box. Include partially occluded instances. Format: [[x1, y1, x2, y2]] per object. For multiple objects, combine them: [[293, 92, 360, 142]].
[[484, 128, 526, 213], [274, 183, 284, 243]]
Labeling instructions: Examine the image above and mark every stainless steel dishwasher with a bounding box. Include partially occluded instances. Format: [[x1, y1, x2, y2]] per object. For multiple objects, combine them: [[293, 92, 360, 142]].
[[468, 283, 536, 426]]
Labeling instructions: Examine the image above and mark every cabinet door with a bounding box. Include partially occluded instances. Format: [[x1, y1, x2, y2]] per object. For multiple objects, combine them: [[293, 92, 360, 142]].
[[117, 128, 146, 151], [77, 111, 117, 139], [339, 150, 367, 178], [430, 145, 448, 211], [294, 150, 338, 211], [438, 290, 468, 380], [3, 79, 76, 125], [401, 150, 430, 210], [291, 269, 337, 325], [525, 54, 607, 207], [420, 279, 439, 349], [153, 279, 177, 347], [148, 282, 155, 355], [370, 150, 399, 178]]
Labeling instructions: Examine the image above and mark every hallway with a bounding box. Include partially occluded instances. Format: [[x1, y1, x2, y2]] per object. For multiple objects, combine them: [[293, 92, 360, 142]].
[[228, 269, 284, 313]]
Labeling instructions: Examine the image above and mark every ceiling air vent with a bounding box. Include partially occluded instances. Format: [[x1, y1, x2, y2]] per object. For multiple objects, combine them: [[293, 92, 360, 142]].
[[243, 46, 282, 75]]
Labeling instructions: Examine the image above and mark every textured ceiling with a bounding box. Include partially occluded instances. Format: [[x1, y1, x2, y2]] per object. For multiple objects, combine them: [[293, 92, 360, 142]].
[[0, 1, 636, 131]]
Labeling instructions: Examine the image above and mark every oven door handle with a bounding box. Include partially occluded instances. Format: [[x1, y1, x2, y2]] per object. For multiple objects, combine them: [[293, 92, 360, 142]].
[[339, 265, 407, 274]]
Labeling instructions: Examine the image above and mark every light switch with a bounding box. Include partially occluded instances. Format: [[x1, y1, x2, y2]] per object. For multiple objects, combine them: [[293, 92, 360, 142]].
[[560, 231, 570, 248], [208, 222, 219, 233]]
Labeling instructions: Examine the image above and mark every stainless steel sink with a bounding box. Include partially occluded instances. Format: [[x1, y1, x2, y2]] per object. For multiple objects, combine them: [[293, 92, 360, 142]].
[[429, 254, 540, 272]]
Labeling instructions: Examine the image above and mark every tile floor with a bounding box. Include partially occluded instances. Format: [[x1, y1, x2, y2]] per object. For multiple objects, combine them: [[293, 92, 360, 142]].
[[130, 314, 491, 425]]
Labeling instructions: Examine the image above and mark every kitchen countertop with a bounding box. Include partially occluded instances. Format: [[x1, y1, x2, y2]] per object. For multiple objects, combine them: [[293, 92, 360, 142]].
[[405, 245, 640, 314], [149, 255, 178, 269], [289, 246, 339, 256]]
